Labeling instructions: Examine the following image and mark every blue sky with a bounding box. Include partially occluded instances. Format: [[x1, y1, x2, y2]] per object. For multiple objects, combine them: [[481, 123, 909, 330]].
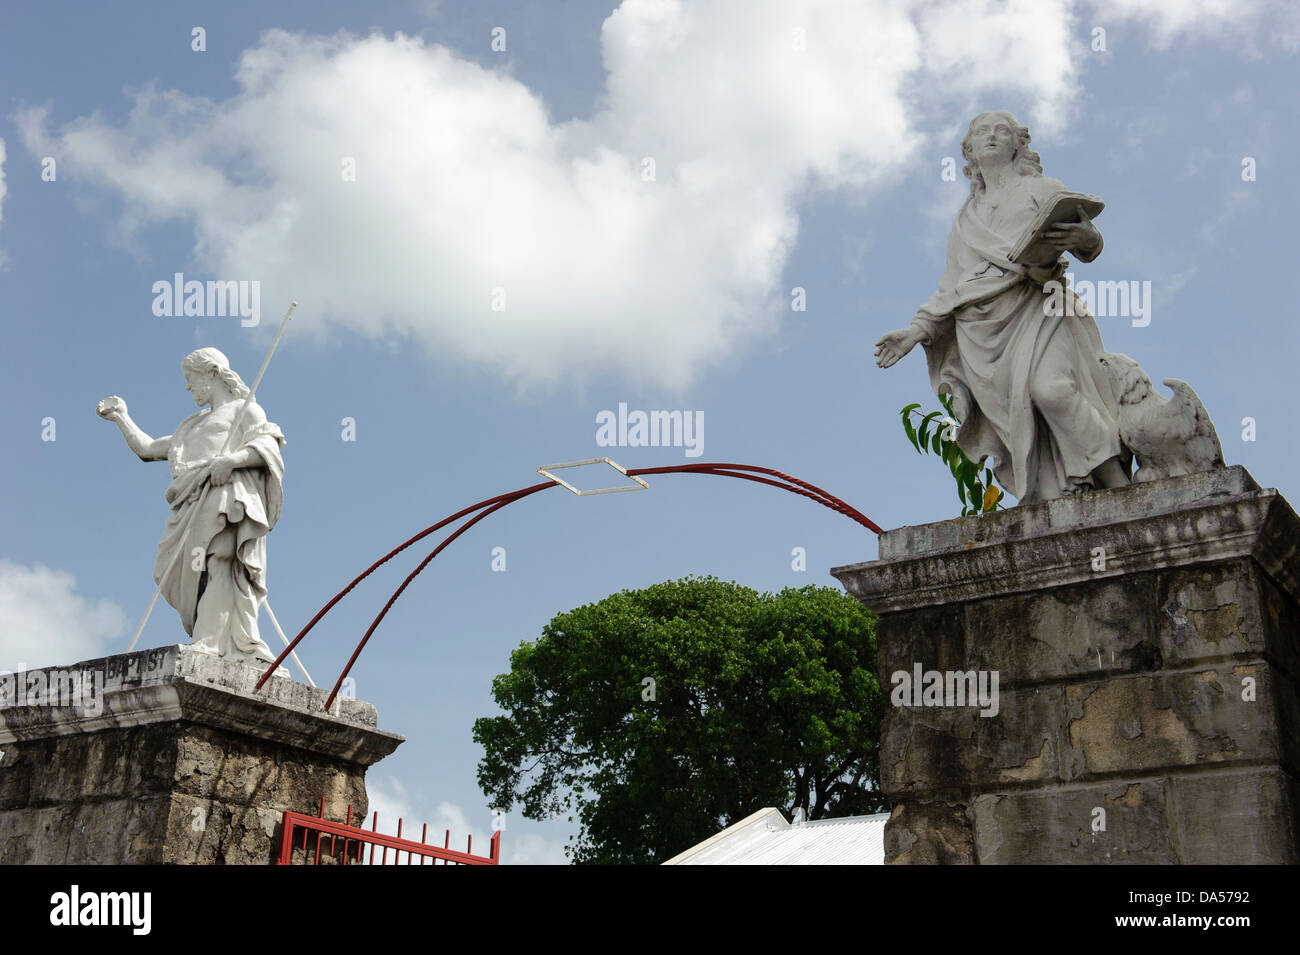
[[2, 0, 1297, 863]]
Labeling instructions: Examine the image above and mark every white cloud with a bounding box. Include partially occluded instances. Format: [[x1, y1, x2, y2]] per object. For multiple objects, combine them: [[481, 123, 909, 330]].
[[0, 559, 128, 672], [366, 776, 569, 865], [34, 0, 1293, 390], [913, 0, 1083, 138], [1089, 0, 1300, 51]]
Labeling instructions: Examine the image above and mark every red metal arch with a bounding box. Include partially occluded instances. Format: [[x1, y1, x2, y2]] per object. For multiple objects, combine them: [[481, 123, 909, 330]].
[[255, 463, 880, 709]]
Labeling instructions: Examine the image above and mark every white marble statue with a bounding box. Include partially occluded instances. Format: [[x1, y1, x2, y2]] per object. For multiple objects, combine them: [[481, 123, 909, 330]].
[[97, 348, 286, 667], [875, 110, 1134, 504], [1100, 353, 1225, 482]]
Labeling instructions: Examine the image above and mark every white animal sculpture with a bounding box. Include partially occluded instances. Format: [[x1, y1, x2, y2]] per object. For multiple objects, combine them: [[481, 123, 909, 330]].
[[1100, 352, 1224, 483]]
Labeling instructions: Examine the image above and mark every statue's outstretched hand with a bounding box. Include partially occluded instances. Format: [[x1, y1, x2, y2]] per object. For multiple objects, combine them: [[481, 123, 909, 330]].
[[875, 327, 921, 368], [96, 396, 127, 420]]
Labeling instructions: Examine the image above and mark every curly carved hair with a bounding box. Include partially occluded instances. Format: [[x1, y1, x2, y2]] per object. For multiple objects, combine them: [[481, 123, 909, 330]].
[[181, 347, 250, 398], [961, 111, 1042, 195]]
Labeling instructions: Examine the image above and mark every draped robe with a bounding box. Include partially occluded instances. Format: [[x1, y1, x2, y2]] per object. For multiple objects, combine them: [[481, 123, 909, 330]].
[[909, 174, 1126, 504], [154, 400, 285, 663]]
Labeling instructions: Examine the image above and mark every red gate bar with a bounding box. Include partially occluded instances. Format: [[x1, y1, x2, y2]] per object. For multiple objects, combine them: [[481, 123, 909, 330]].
[[277, 799, 501, 865]]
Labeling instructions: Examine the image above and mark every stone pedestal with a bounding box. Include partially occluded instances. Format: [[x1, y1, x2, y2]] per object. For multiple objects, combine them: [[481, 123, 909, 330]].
[[0, 645, 403, 864], [832, 466, 1300, 864]]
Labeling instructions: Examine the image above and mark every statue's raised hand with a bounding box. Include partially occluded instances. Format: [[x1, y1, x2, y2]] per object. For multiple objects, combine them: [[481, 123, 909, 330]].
[[97, 396, 127, 420], [875, 327, 923, 369]]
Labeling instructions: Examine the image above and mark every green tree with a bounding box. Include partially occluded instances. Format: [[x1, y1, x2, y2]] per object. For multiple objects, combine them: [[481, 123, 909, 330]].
[[473, 576, 885, 865]]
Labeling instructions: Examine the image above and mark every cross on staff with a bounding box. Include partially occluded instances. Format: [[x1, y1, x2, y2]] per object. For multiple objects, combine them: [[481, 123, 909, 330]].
[[123, 301, 314, 686]]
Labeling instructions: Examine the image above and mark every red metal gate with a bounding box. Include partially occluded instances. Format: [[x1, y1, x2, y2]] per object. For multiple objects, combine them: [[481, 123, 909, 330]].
[[277, 799, 501, 865]]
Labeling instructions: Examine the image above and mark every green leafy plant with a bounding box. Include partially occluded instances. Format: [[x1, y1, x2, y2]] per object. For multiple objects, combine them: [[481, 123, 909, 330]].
[[900, 392, 1005, 516]]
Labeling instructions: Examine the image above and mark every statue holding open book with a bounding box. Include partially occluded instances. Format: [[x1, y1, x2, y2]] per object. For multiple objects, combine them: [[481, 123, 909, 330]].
[[876, 110, 1223, 505]]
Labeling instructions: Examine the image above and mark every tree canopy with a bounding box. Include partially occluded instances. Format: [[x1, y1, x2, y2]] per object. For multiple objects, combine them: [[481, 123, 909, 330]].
[[473, 576, 885, 864]]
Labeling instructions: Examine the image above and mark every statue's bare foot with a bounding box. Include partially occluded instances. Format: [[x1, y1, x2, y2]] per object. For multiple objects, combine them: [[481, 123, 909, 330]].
[[1095, 457, 1131, 489]]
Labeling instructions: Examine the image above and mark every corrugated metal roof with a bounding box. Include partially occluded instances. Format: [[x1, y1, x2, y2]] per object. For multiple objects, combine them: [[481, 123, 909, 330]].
[[662, 807, 888, 865]]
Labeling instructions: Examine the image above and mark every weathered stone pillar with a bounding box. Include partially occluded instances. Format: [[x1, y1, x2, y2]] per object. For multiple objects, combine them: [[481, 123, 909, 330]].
[[0, 645, 403, 864], [832, 465, 1300, 864]]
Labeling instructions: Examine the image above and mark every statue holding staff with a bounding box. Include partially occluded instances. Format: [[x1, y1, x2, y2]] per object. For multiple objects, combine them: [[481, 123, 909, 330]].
[[97, 347, 286, 668]]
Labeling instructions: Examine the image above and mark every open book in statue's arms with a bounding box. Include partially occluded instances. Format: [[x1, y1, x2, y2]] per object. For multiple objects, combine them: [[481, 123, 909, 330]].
[[1010, 191, 1105, 267]]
